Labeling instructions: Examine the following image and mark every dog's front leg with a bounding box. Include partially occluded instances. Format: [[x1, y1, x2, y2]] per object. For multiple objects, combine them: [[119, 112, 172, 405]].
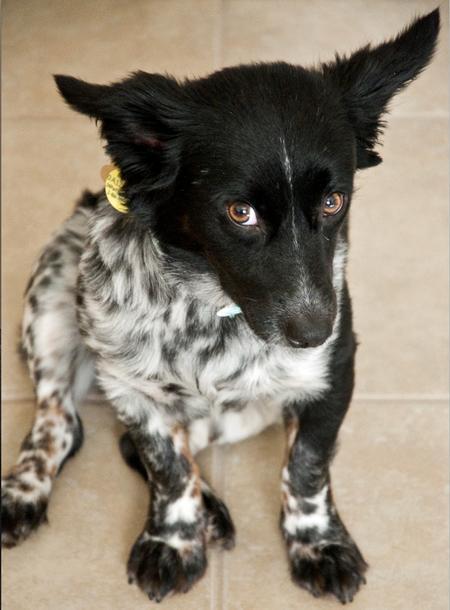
[[281, 339, 368, 603], [125, 415, 207, 602]]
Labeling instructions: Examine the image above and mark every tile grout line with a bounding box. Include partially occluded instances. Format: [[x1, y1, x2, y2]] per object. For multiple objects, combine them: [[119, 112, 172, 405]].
[[353, 393, 449, 401], [212, 0, 223, 72], [210, 443, 227, 610], [218, 444, 229, 610]]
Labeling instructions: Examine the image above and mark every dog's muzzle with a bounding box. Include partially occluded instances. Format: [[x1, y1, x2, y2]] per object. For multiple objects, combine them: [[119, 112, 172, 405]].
[[283, 314, 333, 348]]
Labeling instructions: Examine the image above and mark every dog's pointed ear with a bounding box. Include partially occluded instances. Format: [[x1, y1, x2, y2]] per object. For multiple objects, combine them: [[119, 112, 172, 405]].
[[323, 9, 440, 169], [54, 72, 188, 207], [54, 75, 111, 118]]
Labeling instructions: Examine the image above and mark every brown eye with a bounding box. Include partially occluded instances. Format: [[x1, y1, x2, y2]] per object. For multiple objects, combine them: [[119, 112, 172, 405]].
[[227, 202, 258, 226], [322, 192, 346, 217]]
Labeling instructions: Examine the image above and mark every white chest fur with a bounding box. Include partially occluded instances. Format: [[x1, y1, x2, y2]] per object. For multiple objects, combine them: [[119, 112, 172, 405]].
[[82, 208, 346, 451], [186, 327, 334, 453], [92, 302, 335, 454]]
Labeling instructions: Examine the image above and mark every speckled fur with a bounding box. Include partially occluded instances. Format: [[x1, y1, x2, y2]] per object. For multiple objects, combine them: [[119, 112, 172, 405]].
[[2, 9, 439, 605], [3, 190, 345, 580]]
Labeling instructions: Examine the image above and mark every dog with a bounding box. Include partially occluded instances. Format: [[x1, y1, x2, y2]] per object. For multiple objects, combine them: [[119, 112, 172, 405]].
[[2, 9, 439, 604]]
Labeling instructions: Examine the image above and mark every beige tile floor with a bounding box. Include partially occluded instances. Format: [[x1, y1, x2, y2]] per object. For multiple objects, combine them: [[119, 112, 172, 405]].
[[2, 1, 448, 609]]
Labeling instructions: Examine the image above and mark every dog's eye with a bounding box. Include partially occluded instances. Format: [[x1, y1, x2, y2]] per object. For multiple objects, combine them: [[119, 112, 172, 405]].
[[227, 202, 258, 226], [322, 192, 346, 217]]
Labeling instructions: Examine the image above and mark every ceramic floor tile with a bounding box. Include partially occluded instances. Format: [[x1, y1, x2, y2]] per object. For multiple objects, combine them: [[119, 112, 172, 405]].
[[221, 400, 449, 610], [2, 117, 108, 400], [222, 0, 448, 116], [1, 399, 219, 610], [3, 0, 220, 119], [348, 116, 448, 397]]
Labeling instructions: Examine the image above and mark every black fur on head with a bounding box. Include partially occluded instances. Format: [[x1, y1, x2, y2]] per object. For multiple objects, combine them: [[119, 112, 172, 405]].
[[322, 8, 440, 168], [54, 9, 439, 347]]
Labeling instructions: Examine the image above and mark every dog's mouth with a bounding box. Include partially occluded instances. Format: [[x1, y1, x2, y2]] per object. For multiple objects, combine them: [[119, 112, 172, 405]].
[[231, 299, 336, 350], [199, 254, 336, 349]]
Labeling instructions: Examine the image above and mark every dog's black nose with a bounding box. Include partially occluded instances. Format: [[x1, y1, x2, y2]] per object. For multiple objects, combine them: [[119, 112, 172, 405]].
[[284, 316, 331, 349]]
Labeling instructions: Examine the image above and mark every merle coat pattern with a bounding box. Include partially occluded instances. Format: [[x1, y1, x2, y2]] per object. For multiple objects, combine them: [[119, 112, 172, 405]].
[[2, 10, 439, 604]]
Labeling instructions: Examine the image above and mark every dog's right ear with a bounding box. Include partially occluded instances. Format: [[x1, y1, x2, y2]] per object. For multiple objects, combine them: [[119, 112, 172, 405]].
[[322, 9, 440, 169], [54, 72, 189, 209]]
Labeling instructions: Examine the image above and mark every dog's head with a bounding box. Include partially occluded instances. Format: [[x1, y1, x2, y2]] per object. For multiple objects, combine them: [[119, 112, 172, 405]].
[[55, 10, 439, 348]]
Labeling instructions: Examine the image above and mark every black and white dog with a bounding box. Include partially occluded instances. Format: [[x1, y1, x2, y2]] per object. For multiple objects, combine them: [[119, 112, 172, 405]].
[[2, 9, 439, 604]]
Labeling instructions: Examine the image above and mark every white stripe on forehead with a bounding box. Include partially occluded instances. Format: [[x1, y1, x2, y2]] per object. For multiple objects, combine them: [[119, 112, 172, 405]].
[[280, 136, 293, 191], [280, 136, 299, 250]]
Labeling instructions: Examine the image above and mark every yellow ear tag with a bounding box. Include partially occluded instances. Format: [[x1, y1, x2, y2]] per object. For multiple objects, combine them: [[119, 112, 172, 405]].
[[101, 164, 128, 214]]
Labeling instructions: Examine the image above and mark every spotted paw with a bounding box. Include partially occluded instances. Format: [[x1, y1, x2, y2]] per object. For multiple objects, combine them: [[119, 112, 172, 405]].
[[127, 532, 207, 602], [288, 538, 368, 604], [1, 477, 49, 547], [202, 489, 235, 550]]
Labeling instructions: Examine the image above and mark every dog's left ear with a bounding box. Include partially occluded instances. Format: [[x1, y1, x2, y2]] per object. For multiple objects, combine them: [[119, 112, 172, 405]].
[[323, 9, 440, 169], [54, 71, 190, 210]]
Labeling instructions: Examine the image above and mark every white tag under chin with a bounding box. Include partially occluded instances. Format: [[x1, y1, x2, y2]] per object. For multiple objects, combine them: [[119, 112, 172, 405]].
[[216, 304, 242, 318]]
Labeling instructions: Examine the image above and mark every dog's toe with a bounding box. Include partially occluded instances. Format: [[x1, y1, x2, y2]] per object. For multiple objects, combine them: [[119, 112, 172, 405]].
[[289, 541, 368, 603], [202, 489, 236, 550], [1, 480, 49, 547], [127, 533, 207, 601]]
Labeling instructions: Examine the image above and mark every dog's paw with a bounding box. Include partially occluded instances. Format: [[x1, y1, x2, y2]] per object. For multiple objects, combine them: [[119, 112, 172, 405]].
[[1, 477, 49, 548], [288, 539, 368, 604], [202, 489, 235, 550], [127, 532, 207, 602]]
